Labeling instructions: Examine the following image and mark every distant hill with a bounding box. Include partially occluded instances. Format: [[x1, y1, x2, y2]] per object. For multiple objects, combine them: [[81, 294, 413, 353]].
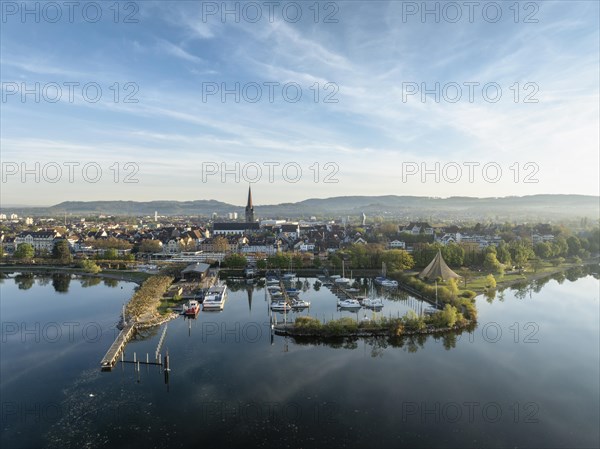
[[4, 194, 599, 220]]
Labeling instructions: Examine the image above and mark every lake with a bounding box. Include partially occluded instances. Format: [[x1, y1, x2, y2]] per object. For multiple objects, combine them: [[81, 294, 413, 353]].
[[1, 267, 598, 448]]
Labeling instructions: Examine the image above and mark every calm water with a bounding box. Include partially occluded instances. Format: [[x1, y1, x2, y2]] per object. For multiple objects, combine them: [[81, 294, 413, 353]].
[[1, 268, 599, 449]]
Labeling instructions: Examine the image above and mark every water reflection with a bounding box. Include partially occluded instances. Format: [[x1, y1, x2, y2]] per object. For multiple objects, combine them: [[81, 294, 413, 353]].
[[52, 273, 71, 293]]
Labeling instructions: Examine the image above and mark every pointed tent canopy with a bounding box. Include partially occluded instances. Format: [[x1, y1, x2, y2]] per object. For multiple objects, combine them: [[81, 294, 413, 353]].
[[419, 250, 461, 281]]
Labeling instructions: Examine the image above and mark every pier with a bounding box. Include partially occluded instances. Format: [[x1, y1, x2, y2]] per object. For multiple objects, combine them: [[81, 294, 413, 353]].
[[100, 323, 136, 370]]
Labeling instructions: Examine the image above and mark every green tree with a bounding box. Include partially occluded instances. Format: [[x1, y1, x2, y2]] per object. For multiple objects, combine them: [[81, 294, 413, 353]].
[[52, 240, 73, 264], [223, 253, 247, 268], [534, 242, 553, 259], [485, 274, 496, 289], [447, 278, 459, 299], [381, 249, 414, 272], [103, 248, 118, 260], [79, 259, 101, 273], [483, 252, 502, 272], [551, 237, 569, 257], [566, 236, 582, 257], [496, 241, 512, 265], [15, 243, 35, 261], [509, 241, 534, 267]]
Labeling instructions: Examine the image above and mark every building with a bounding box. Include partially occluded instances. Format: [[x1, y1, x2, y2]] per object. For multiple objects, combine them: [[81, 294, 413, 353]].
[[245, 185, 255, 223], [14, 230, 61, 253]]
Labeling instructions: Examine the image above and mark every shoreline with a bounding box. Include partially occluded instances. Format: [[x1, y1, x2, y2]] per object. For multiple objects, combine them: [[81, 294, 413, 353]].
[[273, 321, 475, 339]]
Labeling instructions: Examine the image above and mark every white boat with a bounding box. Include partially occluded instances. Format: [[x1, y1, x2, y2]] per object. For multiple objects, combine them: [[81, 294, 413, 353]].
[[270, 301, 292, 312], [282, 272, 296, 280], [335, 277, 351, 285], [267, 285, 281, 292], [381, 280, 398, 288], [291, 299, 310, 309], [202, 284, 228, 310], [337, 299, 362, 310], [362, 297, 384, 309]]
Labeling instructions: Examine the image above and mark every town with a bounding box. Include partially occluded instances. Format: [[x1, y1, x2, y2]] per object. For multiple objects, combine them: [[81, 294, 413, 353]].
[[2, 188, 598, 291]]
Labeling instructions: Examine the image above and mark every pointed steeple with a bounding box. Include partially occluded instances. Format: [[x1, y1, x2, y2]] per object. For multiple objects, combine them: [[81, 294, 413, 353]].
[[245, 185, 255, 223]]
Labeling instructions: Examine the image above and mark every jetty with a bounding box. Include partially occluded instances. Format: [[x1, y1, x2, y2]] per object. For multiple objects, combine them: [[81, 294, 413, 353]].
[[100, 323, 136, 370]]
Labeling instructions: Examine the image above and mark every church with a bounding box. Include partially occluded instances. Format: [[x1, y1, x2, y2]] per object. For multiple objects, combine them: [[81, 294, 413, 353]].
[[212, 186, 260, 235]]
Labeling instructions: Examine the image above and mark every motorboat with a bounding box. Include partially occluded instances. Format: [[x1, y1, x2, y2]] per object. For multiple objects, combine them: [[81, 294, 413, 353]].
[[337, 299, 362, 310], [362, 297, 384, 309], [291, 299, 310, 309], [183, 299, 200, 316], [270, 301, 292, 312]]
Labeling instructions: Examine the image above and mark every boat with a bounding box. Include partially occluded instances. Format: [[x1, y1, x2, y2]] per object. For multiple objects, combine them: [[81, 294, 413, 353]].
[[291, 299, 310, 309], [381, 280, 398, 288], [282, 272, 296, 280], [270, 301, 292, 312], [337, 299, 362, 310], [202, 284, 228, 310], [267, 285, 281, 292], [286, 288, 300, 297], [334, 260, 352, 285], [183, 299, 200, 316], [362, 297, 384, 309]]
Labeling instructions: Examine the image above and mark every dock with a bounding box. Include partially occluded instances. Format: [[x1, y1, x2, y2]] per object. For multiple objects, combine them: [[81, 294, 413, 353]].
[[100, 323, 136, 370]]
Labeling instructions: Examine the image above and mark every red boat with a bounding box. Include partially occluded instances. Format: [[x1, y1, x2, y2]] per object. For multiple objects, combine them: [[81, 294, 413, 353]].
[[183, 300, 200, 316]]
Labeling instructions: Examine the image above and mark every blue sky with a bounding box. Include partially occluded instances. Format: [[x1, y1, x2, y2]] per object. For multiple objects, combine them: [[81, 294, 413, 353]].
[[1, 0, 599, 206]]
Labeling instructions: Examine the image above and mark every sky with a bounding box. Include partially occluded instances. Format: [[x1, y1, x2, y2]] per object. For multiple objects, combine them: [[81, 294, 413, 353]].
[[1, 0, 599, 207]]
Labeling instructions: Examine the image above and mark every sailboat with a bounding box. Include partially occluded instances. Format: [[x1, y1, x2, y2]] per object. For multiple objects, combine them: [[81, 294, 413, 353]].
[[362, 281, 384, 309], [334, 260, 351, 285]]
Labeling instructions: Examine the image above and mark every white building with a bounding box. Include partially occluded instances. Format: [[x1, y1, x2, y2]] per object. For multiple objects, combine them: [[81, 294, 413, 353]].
[[14, 231, 61, 253]]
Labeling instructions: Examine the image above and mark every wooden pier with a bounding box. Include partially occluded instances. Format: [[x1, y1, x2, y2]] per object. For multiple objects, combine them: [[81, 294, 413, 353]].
[[100, 323, 136, 370]]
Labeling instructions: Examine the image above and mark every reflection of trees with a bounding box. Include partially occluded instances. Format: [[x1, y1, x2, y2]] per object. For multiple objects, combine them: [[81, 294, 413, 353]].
[[313, 281, 321, 291], [289, 327, 472, 354], [81, 277, 102, 288], [134, 326, 160, 341], [36, 275, 52, 286], [442, 333, 457, 350], [103, 278, 119, 288], [566, 267, 585, 282], [52, 273, 71, 293], [485, 289, 496, 303], [15, 273, 35, 290]]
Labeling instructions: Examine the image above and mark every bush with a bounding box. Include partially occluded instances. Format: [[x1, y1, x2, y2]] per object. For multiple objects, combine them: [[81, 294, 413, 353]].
[[295, 316, 322, 330], [78, 259, 101, 274]]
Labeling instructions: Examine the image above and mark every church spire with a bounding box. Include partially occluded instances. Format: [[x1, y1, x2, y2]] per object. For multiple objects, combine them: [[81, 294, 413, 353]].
[[245, 185, 255, 222]]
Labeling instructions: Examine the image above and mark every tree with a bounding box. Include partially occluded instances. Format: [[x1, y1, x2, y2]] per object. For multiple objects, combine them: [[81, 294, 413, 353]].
[[103, 248, 119, 260], [483, 252, 502, 272], [15, 243, 34, 261], [566, 236, 582, 257], [509, 241, 534, 268], [212, 236, 230, 253], [223, 253, 247, 268], [496, 242, 512, 265], [534, 242, 553, 259], [52, 240, 73, 264], [79, 259, 101, 273], [381, 249, 415, 272], [485, 274, 496, 289], [447, 278, 459, 299], [139, 240, 162, 254]]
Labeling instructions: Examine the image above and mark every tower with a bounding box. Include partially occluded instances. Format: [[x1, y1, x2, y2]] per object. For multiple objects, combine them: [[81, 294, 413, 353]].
[[245, 186, 255, 223]]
